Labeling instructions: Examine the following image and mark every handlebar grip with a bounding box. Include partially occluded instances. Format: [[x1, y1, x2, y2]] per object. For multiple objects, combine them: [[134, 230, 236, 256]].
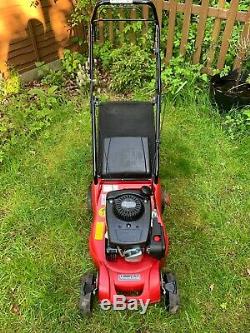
[[91, 0, 159, 25], [100, 0, 154, 6], [110, 0, 133, 3]]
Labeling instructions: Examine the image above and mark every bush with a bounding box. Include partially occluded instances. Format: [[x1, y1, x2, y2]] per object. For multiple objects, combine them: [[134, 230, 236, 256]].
[[222, 108, 250, 140], [161, 56, 208, 100], [0, 72, 21, 99], [35, 50, 88, 92], [36, 62, 64, 86], [95, 41, 209, 100], [95, 43, 155, 95], [109, 44, 155, 94], [62, 49, 86, 77], [0, 86, 69, 163]]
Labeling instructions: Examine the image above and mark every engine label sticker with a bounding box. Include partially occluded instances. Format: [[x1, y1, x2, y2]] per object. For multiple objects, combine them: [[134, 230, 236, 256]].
[[95, 222, 105, 240], [103, 185, 119, 193], [98, 207, 106, 218], [118, 274, 141, 281]]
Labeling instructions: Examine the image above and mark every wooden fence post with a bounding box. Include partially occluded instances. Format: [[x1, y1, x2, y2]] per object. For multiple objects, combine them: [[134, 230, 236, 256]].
[[99, 19, 104, 45], [206, 0, 226, 71], [154, 0, 164, 30], [108, 9, 114, 45], [131, 7, 137, 43], [179, 0, 193, 57], [165, 0, 177, 64], [193, 0, 209, 64], [217, 0, 239, 70], [142, 5, 149, 35], [119, 8, 125, 44]]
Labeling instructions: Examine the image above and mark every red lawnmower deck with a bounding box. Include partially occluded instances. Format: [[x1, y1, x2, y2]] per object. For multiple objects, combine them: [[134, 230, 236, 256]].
[[89, 180, 168, 304]]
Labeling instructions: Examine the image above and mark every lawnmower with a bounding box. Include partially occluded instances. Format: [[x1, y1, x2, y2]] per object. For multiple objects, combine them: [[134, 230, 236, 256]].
[[80, 0, 179, 315]]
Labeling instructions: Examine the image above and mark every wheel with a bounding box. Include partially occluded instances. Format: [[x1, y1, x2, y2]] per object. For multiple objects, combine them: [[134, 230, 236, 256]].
[[162, 272, 180, 314], [161, 189, 171, 214], [79, 273, 96, 315], [161, 188, 166, 213], [87, 184, 92, 212]]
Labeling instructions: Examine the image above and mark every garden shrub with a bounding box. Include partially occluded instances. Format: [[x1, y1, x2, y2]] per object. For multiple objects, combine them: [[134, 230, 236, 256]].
[[35, 49, 89, 92], [0, 85, 71, 163], [108, 44, 154, 94], [222, 108, 250, 140], [0, 72, 21, 99], [161, 56, 208, 100]]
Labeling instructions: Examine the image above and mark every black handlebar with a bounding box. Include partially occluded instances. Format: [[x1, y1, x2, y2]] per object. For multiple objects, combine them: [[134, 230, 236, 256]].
[[91, 0, 159, 26], [89, 0, 161, 184]]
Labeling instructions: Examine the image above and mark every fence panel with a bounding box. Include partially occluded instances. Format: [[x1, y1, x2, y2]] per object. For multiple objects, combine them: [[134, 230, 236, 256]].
[[3, 0, 77, 77], [163, 0, 249, 70]]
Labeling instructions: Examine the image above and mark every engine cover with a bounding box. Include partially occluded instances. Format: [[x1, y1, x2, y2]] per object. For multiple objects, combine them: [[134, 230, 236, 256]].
[[106, 189, 151, 247]]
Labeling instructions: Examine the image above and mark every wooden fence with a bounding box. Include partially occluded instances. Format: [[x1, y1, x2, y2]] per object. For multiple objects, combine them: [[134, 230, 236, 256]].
[[2, 0, 250, 77], [97, 0, 250, 72], [1, 0, 82, 77]]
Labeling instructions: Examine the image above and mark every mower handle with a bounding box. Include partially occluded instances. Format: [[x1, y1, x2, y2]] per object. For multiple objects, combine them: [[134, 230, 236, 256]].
[[90, 0, 159, 26], [89, 0, 161, 184]]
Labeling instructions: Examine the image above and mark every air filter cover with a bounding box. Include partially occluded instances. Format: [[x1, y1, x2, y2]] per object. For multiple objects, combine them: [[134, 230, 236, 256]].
[[113, 194, 144, 221]]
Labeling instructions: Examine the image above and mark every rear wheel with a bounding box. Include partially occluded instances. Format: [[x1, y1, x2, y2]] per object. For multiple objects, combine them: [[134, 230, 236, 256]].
[[87, 184, 92, 212], [79, 273, 96, 315], [161, 189, 166, 214], [162, 271, 180, 314], [161, 189, 171, 214]]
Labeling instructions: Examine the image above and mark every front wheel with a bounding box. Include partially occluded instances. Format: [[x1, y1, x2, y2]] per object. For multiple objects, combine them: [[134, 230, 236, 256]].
[[79, 272, 96, 316], [162, 271, 180, 314]]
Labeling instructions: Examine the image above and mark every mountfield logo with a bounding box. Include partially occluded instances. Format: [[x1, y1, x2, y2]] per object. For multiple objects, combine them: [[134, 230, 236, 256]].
[[100, 295, 150, 314], [118, 274, 141, 281]]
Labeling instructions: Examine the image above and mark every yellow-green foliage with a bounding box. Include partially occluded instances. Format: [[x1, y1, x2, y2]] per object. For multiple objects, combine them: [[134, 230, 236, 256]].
[[0, 72, 21, 99]]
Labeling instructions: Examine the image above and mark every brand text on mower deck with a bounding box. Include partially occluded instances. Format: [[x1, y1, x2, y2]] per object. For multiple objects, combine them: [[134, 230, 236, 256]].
[[100, 296, 150, 314]]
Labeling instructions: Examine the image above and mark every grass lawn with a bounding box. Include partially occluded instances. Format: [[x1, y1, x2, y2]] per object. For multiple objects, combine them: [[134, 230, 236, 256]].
[[0, 93, 249, 333]]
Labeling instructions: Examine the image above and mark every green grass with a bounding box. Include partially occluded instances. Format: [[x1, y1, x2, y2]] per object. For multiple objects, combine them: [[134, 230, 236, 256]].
[[0, 93, 249, 333]]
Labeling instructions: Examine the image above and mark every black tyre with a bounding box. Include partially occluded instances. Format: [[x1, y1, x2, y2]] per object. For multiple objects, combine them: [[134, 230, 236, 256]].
[[87, 184, 92, 212], [79, 273, 96, 315], [162, 271, 180, 314], [161, 189, 171, 214], [161, 188, 166, 214]]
